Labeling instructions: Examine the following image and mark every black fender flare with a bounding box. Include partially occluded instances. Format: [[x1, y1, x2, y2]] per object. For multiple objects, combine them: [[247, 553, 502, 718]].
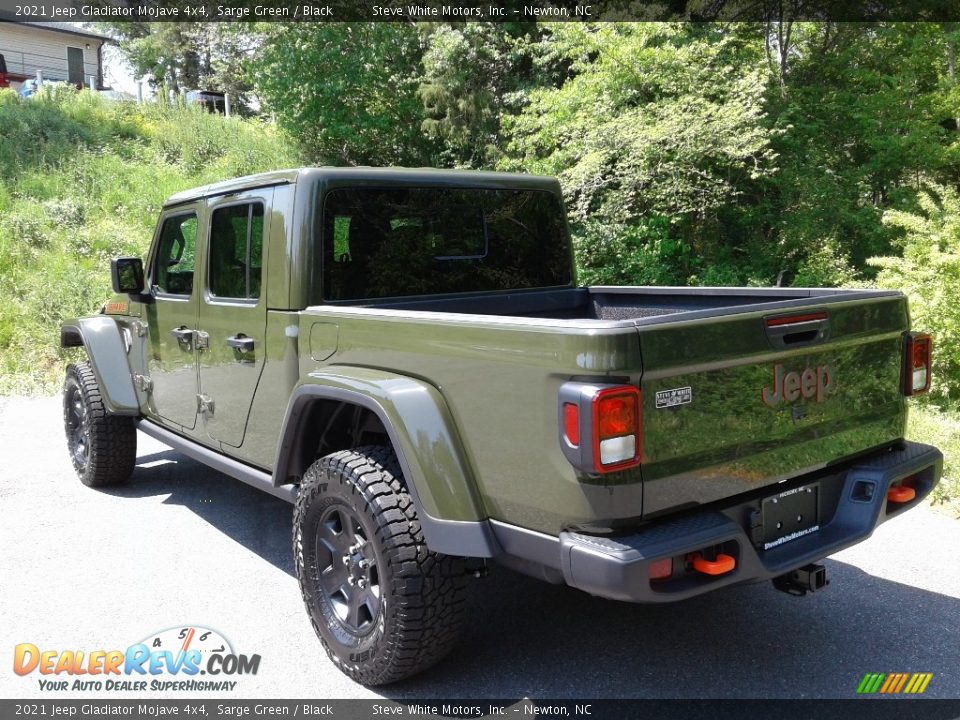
[[60, 316, 139, 416], [275, 367, 501, 558]]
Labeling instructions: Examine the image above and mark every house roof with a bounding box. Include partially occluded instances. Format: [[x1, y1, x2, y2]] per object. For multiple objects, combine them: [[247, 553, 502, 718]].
[[1, 20, 109, 42]]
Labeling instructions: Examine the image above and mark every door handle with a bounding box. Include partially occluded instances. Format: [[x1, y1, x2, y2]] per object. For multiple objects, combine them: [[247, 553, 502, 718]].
[[170, 326, 194, 342], [226, 334, 255, 353]]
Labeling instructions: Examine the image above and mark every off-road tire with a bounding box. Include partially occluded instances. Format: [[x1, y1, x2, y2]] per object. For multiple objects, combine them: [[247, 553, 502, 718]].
[[63, 361, 137, 487], [294, 446, 466, 685]]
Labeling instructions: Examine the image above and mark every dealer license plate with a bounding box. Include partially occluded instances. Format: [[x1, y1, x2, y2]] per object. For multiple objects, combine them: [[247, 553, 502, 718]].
[[761, 483, 820, 550]]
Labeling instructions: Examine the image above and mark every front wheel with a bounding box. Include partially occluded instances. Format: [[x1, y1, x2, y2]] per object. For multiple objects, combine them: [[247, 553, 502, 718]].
[[63, 362, 137, 487], [293, 446, 466, 685]]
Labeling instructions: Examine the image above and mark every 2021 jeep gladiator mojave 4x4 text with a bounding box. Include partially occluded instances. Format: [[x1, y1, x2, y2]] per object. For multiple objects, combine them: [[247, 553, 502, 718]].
[[61, 168, 941, 684]]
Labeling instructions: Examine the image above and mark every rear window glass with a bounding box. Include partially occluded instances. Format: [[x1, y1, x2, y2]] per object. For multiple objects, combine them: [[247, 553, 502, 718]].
[[319, 187, 572, 301]]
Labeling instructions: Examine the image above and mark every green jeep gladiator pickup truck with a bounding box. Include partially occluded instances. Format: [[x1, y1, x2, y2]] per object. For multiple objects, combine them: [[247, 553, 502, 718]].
[[61, 168, 942, 685]]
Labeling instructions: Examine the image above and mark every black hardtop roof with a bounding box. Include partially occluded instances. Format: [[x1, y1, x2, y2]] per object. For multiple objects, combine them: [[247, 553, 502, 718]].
[[163, 167, 560, 207]]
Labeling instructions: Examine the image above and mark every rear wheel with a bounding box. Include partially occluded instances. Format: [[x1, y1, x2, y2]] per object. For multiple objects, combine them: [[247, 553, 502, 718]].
[[63, 362, 137, 487], [294, 446, 466, 685]]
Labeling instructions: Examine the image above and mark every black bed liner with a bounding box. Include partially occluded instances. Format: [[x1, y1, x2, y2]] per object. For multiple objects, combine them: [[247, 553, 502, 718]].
[[364, 285, 902, 325]]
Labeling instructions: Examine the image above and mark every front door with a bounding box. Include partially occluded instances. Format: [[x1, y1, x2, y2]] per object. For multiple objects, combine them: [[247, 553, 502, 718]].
[[144, 209, 201, 430], [197, 190, 272, 447], [67, 47, 84, 87]]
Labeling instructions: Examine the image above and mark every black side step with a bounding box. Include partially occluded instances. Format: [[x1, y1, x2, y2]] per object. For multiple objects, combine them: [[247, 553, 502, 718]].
[[137, 419, 298, 503]]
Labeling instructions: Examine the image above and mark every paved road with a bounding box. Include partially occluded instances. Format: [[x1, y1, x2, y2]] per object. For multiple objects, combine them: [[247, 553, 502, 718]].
[[1, 395, 958, 701]]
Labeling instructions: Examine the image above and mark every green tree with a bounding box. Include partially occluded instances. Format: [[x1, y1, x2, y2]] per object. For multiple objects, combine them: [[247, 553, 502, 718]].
[[870, 184, 960, 407], [503, 23, 777, 285], [97, 21, 258, 107], [418, 23, 538, 167], [255, 24, 435, 166], [767, 23, 947, 279]]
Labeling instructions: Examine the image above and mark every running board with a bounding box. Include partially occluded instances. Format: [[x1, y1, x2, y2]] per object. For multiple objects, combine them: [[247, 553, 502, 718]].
[[136, 419, 298, 503]]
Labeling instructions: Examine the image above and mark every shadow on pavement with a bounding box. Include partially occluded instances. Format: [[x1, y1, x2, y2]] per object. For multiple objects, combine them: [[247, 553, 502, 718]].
[[99, 448, 294, 577], [381, 559, 960, 699], [101, 445, 959, 699]]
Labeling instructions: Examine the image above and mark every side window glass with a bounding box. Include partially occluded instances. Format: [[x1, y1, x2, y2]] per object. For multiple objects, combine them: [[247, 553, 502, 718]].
[[209, 203, 265, 299], [154, 213, 198, 295], [333, 216, 351, 261]]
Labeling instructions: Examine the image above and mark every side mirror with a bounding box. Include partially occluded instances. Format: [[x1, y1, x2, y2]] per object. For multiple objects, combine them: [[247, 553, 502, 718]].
[[111, 257, 145, 294]]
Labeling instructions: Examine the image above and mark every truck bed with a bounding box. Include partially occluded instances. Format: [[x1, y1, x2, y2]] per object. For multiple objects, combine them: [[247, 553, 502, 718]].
[[363, 285, 900, 325], [296, 283, 908, 534]]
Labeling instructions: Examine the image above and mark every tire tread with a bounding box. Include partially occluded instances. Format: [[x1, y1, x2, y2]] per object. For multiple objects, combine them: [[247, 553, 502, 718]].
[[64, 361, 137, 487], [293, 445, 466, 685]]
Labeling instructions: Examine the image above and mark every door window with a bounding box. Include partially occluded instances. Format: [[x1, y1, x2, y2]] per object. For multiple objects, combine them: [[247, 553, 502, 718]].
[[208, 203, 265, 300], [153, 213, 198, 296]]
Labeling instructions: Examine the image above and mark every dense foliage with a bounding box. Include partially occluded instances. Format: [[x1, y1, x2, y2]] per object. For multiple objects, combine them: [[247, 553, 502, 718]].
[[503, 24, 776, 286], [98, 21, 259, 106], [7, 22, 960, 506], [250, 24, 960, 316], [871, 185, 960, 405], [0, 88, 299, 393]]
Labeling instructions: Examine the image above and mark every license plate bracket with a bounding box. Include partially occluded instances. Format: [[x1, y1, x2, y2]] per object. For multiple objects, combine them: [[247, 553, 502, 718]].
[[761, 483, 820, 550]]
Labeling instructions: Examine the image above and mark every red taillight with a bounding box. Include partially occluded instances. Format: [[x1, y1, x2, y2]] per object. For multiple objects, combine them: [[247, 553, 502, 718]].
[[903, 333, 932, 396], [563, 403, 580, 447], [592, 386, 641, 472], [597, 394, 635, 437], [558, 382, 643, 474]]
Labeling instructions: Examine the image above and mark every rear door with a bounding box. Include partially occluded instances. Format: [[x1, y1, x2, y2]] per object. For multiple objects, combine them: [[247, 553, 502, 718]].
[[196, 190, 271, 448], [143, 208, 202, 430], [638, 297, 909, 516]]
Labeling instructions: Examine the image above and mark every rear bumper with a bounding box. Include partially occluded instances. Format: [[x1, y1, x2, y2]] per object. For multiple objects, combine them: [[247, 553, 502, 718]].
[[493, 441, 942, 603]]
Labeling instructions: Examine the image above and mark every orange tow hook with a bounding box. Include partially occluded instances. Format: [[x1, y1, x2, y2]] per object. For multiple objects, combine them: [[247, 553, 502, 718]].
[[887, 485, 916, 503], [690, 552, 736, 576]]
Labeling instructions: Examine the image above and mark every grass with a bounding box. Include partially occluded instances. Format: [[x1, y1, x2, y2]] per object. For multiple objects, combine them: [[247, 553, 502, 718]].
[[0, 88, 957, 518], [0, 86, 301, 394], [908, 404, 960, 515]]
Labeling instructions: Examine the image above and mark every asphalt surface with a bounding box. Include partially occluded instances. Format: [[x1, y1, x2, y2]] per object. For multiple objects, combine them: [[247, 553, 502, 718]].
[[1, 395, 959, 701]]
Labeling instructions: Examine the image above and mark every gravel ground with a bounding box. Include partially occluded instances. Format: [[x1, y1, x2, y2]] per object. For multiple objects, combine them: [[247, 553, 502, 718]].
[[1, 395, 958, 701]]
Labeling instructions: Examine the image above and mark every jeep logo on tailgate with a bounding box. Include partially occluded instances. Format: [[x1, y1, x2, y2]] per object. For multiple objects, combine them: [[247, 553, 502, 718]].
[[762, 364, 833, 406]]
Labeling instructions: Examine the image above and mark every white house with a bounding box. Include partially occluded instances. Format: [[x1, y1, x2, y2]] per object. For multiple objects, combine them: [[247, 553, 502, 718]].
[[0, 21, 107, 91]]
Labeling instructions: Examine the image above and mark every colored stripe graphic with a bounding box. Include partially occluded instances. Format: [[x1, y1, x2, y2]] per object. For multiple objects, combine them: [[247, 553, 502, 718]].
[[857, 673, 885, 694], [880, 674, 896, 693], [908, 673, 933, 694], [857, 672, 933, 694]]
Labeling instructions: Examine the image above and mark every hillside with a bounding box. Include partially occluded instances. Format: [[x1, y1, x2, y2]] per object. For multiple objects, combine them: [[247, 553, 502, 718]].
[[0, 86, 956, 511], [0, 87, 301, 394]]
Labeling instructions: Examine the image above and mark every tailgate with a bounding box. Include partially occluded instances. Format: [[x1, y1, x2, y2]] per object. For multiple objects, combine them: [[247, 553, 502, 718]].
[[638, 295, 909, 517]]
